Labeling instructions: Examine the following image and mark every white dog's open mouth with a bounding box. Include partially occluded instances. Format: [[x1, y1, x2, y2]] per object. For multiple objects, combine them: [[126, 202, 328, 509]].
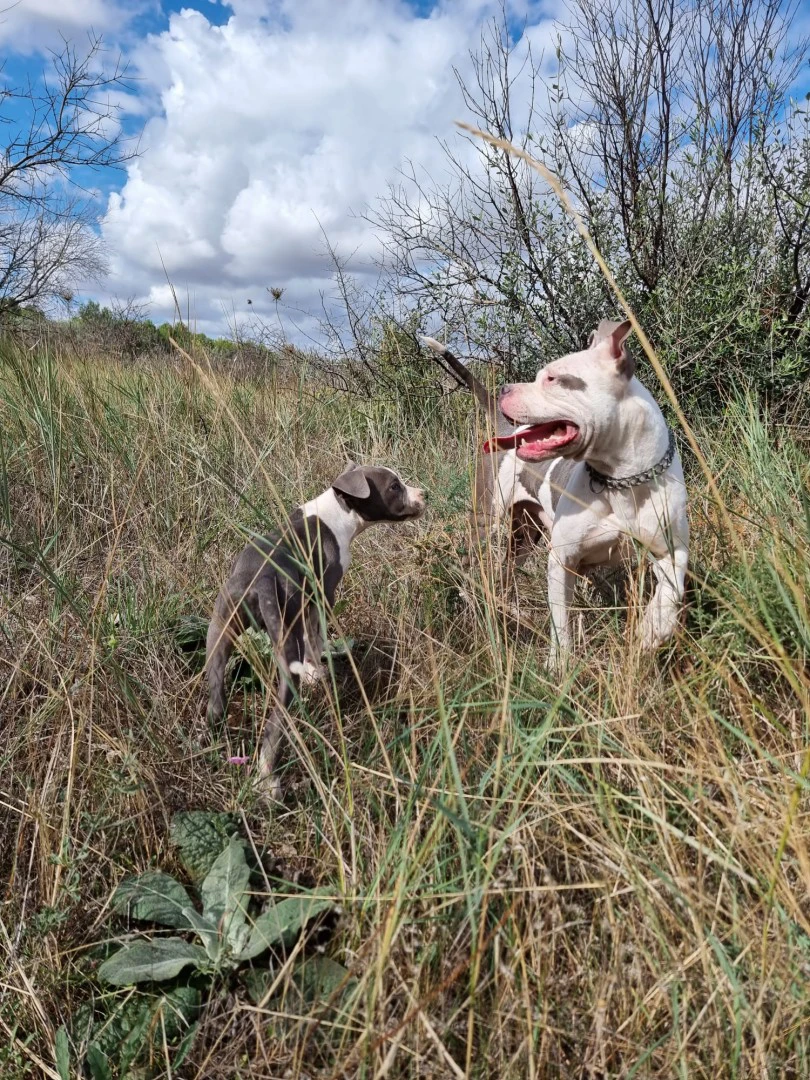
[[484, 421, 579, 460]]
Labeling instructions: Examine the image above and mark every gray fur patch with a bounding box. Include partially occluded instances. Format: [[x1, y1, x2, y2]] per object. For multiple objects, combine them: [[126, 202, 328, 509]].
[[616, 349, 635, 380], [555, 373, 587, 391]]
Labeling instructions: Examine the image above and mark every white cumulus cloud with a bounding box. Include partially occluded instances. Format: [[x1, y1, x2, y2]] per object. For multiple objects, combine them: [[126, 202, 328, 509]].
[[0, 0, 139, 52], [100, 0, 560, 337]]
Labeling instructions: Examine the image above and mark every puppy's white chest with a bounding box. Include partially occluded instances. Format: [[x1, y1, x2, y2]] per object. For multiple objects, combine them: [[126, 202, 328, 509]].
[[300, 490, 357, 572]]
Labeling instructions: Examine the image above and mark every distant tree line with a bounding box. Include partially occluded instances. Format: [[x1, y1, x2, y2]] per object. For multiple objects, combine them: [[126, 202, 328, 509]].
[[4, 2, 809, 419], [72, 300, 239, 361]]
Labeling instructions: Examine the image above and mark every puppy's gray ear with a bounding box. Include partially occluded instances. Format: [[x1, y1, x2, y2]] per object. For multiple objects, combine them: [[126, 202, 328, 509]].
[[333, 465, 370, 500]]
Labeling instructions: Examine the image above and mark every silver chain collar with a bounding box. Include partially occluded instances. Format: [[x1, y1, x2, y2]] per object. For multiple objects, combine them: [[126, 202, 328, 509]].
[[585, 428, 676, 493]]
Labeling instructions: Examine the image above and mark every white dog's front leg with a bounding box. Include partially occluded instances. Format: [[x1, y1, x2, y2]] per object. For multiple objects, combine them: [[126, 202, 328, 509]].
[[639, 546, 688, 650], [547, 551, 577, 672]]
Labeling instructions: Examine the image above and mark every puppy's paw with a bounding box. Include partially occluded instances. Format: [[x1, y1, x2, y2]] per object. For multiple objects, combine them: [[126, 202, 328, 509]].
[[206, 698, 226, 725], [258, 773, 283, 804], [289, 659, 325, 685]]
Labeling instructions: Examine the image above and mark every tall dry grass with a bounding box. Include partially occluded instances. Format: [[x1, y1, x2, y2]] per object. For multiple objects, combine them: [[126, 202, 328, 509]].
[[0, 331, 808, 1077]]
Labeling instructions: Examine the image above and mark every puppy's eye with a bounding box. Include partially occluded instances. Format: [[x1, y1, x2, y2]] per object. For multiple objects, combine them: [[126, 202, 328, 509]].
[[389, 480, 402, 493]]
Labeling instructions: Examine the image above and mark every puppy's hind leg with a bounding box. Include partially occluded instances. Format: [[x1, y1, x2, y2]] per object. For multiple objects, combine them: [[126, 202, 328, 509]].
[[257, 593, 304, 803], [463, 456, 497, 569], [206, 594, 240, 724], [507, 500, 544, 571]]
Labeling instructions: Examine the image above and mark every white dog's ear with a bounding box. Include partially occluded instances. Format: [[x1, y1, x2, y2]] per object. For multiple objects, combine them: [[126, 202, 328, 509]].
[[333, 464, 370, 500], [593, 319, 634, 378]]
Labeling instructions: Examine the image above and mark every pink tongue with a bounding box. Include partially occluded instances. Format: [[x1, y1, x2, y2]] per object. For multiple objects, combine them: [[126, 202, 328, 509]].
[[484, 421, 575, 454]]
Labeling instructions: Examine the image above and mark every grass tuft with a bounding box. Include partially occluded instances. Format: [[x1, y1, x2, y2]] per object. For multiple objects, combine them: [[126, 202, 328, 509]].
[[1, 338, 809, 1077]]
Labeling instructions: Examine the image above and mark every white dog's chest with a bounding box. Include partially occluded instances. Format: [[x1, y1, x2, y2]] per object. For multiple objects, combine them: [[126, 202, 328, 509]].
[[554, 471, 687, 566]]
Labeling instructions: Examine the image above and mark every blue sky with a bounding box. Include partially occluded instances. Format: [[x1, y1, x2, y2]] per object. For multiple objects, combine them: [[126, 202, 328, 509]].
[[2, 0, 561, 337], [2, 0, 808, 338]]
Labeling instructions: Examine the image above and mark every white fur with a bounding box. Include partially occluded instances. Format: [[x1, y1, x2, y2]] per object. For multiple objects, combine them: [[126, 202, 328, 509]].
[[495, 452, 555, 532], [500, 330, 690, 668], [300, 487, 366, 572], [536, 456, 562, 532], [289, 658, 325, 684]]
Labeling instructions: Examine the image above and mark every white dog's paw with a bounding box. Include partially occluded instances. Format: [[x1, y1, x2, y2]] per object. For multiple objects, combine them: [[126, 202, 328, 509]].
[[639, 627, 675, 652], [639, 623, 661, 651], [289, 659, 325, 685], [639, 605, 678, 651]]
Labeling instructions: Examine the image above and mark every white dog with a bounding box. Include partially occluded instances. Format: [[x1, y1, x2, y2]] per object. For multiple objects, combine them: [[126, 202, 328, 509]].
[[487, 320, 689, 669]]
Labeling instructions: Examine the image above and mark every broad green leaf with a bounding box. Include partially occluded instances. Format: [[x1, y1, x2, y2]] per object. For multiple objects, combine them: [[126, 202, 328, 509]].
[[72, 985, 201, 1076], [86, 1043, 112, 1080], [98, 939, 208, 985], [242, 967, 279, 1004], [117, 1001, 154, 1076], [200, 835, 250, 938], [172, 1019, 200, 1069], [55, 1025, 70, 1080], [155, 984, 202, 1040], [170, 810, 240, 883], [181, 906, 221, 960], [114, 985, 201, 1076], [113, 871, 194, 929], [226, 916, 250, 958], [239, 894, 335, 960]]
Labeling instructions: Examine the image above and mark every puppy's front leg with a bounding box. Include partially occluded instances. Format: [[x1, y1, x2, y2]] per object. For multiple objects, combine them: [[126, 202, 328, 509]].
[[300, 604, 327, 684], [547, 550, 577, 673]]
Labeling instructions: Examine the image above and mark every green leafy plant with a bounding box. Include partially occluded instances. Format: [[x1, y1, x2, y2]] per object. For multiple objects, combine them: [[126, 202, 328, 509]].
[[99, 836, 336, 985], [169, 810, 241, 883], [71, 985, 200, 1080], [61, 816, 340, 1077]]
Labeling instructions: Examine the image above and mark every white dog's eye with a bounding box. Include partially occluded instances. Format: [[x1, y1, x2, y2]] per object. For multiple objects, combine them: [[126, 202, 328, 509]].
[[546, 371, 556, 383]]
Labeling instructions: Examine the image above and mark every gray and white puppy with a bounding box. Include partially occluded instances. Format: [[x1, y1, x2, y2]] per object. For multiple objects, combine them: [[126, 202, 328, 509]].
[[206, 463, 425, 800]]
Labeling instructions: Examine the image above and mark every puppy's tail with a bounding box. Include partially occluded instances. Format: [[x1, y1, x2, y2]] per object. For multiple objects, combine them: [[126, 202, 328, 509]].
[[421, 336, 497, 418]]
